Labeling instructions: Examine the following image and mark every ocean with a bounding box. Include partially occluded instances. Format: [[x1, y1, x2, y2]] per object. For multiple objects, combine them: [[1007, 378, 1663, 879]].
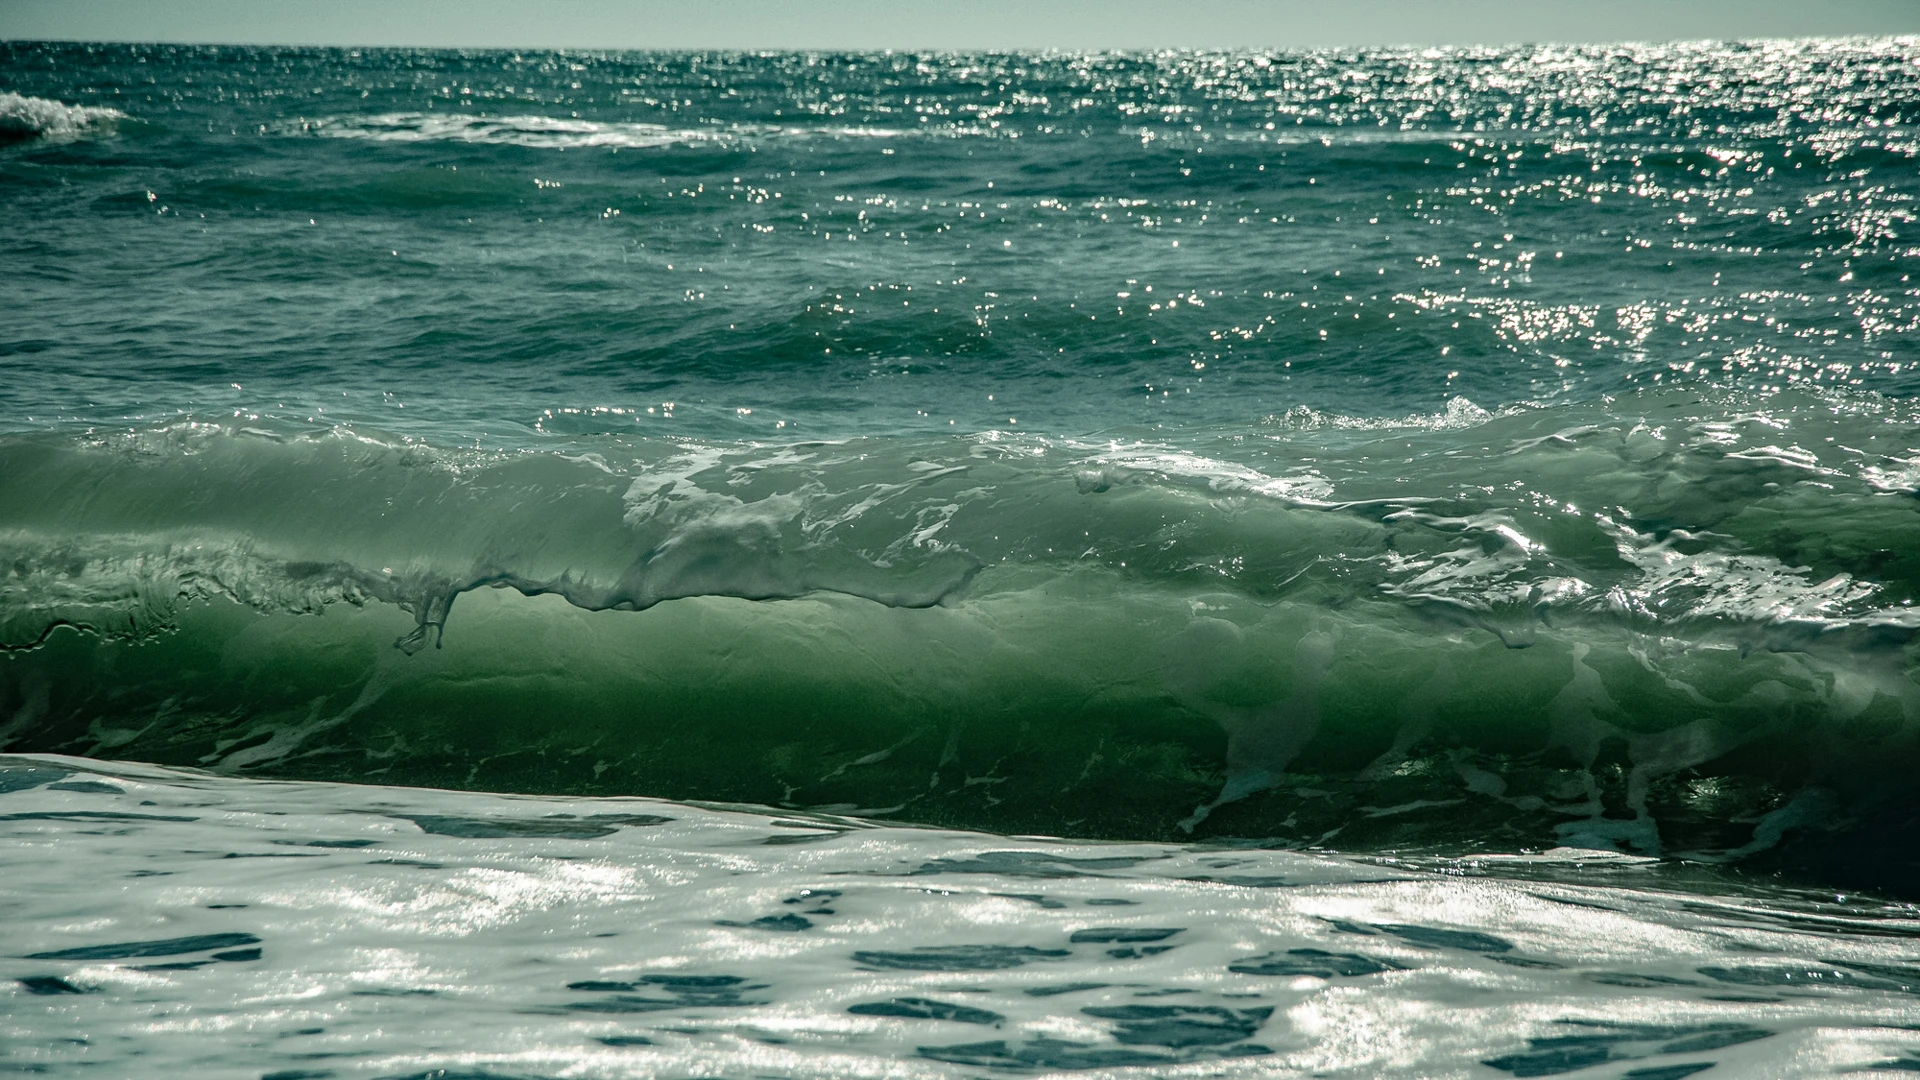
[[2, 38, 1919, 1078]]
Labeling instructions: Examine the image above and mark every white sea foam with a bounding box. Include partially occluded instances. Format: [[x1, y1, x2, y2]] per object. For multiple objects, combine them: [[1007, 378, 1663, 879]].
[[304, 112, 717, 149], [1266, 395, 1502, 432], [0, 92, 124, 140], [1069, 443, 1338, 502], [301, 112, 910, 150]]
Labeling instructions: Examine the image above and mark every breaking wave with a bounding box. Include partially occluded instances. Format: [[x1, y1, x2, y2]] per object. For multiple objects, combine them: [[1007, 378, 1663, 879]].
[[298, 112, 910, 149], [0, 91, 124, 142], [2, 389, 1918, 894]]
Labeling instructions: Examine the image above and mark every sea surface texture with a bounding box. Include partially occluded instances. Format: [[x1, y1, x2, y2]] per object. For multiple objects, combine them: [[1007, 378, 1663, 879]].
[[3, 39, 1920, 1077], [5, 754, 1920, 1079]]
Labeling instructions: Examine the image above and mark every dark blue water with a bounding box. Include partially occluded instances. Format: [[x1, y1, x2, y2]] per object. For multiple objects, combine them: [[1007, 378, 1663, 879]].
[[4, 40, 1920, 895]]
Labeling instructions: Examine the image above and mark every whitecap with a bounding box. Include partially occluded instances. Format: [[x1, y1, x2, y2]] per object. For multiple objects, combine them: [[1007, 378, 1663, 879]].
[[299, 112, 915, 151], [0, 91, 124, 141]]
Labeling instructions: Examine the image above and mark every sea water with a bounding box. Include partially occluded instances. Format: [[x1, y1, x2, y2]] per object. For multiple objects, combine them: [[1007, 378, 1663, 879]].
[[2, 40, 1919, 1077]]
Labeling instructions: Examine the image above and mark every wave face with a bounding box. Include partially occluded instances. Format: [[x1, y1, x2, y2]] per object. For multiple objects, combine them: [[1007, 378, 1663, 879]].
[[3, 393, 1919, 894], [3, 41, 1920, 897]]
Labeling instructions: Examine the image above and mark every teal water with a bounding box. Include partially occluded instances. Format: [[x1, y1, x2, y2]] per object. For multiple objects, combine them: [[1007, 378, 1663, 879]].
[[4, 41, 1920, 898]]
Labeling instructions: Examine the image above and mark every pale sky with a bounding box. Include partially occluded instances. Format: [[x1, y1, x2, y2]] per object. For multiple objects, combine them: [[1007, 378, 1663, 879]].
[[4, 0, 1917, 51]]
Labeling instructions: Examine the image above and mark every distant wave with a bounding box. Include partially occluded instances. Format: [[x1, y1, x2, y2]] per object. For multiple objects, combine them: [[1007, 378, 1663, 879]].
[[0, 91, 124, 142], [303, 112, 717, 150], [299, 111, 911, 149]]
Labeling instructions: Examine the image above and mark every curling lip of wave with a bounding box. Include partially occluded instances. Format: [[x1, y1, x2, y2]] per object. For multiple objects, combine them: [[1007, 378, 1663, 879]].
[[3, 395, 1920, 662]]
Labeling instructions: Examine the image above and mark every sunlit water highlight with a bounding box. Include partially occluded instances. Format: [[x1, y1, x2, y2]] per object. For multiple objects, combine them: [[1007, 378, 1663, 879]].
[[6, 755, 1920, 1079]]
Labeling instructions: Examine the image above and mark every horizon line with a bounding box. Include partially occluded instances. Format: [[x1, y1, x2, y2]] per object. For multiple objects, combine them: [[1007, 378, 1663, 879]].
[[7, 33, 1918, 52]]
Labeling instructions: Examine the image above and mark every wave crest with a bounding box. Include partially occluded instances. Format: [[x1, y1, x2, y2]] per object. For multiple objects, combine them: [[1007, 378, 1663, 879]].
[[299, 112, 910, 150], [0, 92, 124, 142]]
